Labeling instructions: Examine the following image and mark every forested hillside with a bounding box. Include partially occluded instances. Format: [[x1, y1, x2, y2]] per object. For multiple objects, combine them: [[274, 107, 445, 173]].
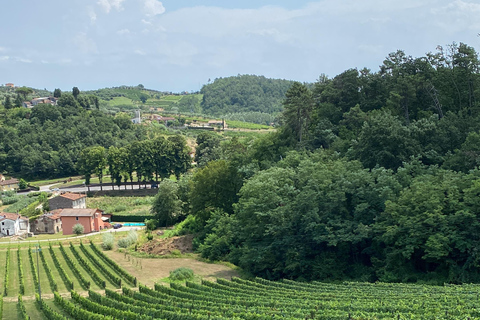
[[152, 42, 480, 284], [200, 75, 294, 116], [0, 92, 147, 179]]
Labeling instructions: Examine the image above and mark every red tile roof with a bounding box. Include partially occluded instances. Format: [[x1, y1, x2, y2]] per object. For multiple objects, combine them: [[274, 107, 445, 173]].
[[0, 213, 28, 221], [59, 193, 86, 201], [59, 208, 101, 217], [0, 178, 19, 186]]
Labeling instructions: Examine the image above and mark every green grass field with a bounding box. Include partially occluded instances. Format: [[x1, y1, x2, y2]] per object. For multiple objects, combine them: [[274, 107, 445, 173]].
[[87, 195, 154, 216], [106, 96, 135, 107]]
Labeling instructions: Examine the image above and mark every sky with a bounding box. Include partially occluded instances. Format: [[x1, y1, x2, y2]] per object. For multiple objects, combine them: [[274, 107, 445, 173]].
[[0, 0, 479, 93]]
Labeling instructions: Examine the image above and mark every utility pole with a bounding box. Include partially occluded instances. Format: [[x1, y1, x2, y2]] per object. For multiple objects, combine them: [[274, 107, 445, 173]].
[[34, 244, 42, 302]]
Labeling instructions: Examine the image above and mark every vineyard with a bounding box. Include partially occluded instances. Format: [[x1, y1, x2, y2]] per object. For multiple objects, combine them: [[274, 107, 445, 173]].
[[0, 242, 479, 319]]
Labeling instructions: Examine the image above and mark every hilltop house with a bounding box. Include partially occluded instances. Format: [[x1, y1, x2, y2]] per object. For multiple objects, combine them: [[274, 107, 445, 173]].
[[31, 210, 62, 234], [5, 83, 14, 88], [60, 208, 105, 235], [48, 192, 86, 210], [0, 213, 30, 237], [0, 175, 19, 192]]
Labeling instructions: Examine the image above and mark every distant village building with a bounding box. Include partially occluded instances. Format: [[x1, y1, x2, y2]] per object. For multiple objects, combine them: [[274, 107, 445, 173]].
[[23, 97, 58, 108], [60, 208, 105, 235], [131, 110, 141, 124], [0, 213, 30, 237], [0, 175, 19, 192], [5, 83, 14, 88], [32, 210, 62, 234], [48, 192, 86, 210]]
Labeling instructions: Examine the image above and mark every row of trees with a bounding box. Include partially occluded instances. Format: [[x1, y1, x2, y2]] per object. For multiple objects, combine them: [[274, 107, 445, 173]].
[[77, 136, 191, 190]]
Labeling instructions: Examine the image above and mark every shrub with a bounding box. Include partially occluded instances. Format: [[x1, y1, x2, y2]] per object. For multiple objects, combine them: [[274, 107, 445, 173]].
[[145, 219, 157, 231], [117, 230, 138, 248], [72, 224, 84, 235], [102, 232, 115, 250], [146, 232, 153, 241], [169, 267, 194, 281]]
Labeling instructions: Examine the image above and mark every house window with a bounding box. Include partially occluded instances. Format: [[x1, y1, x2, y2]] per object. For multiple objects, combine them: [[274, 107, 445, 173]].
[[76, 217, 79, 221]]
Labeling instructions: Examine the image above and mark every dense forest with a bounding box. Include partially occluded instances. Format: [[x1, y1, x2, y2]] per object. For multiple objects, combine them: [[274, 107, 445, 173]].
[[200, 75, 294, 116], [150, 42, 480, 284]]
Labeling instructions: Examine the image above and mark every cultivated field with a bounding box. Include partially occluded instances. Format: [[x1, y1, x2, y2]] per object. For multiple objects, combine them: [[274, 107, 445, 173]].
[[1, 239, 480, 319]]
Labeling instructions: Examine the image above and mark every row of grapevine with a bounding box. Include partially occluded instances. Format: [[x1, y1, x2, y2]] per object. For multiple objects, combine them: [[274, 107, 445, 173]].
[[89, 241, 137, 285], [53, 291, 113, 320], [17, 295, 29, 320], [69, 243, 106, 289], [35, 294, 67, 320], [3, 248, 9, 296], [27, 248, 38, 291], [58, 243, 90, 290], [78, 242, 121, 287], [17, 249, 25, 295], [71, 290, 150, 320], [48, 244, 74, 290], [0, 294, 2, 319], [38, 245, 58, 292]]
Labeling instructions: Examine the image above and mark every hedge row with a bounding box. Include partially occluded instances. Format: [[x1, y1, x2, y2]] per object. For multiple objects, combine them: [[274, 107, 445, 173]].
[[111, 215, 152, 222], [3, 249, 10, 296], [48, 244, 74, 290], [72, 291, 149, 320], [58, 243, 90, 290], [89, 241, 137, 286], [35, 293, 67, 320], [54, 291, 113, 320], [17, 295, 29, 320], [39, 246, 58, 292], [69, 243, 105, 289], [17, 249, 25, 295], [79, 242, 121, 288], [27, 248, 39, 291], [0, 294, 3, 319]]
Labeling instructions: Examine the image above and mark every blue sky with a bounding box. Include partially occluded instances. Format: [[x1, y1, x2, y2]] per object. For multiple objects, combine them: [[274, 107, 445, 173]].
[[0, 0, 479, 92]]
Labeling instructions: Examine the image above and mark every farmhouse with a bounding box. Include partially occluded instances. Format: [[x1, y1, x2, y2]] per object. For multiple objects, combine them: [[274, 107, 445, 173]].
[[31, 210, 62, 234], [0, 176, 19, 192], [5, 83, 14, 88], [0, 213, 30, 237], [60, 208, 105, 235], [49, 192, 86, 210]]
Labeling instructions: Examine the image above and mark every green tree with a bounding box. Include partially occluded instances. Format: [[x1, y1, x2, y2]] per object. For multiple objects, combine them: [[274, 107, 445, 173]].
[[15, 87, 33, 101], [72, 87, 80, 99], [4, 96, 12, 109], [151, 179, 182, 227], [72, 223, 84, 235], [18, 178, 28, 190], [194, 131, 221, 167], [190, 160, 243, 224], [281, 82, 314, 144], [53, 88, 62, 98], [107, 146, 123, 189]]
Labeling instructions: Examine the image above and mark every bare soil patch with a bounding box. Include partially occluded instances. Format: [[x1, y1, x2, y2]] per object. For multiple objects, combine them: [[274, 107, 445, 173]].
[[104, 250, 239, 287], [139, 234, 194, 255]]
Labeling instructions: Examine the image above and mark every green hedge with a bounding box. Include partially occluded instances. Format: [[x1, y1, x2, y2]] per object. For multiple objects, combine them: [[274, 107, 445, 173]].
[[111, 215, 153, 222]]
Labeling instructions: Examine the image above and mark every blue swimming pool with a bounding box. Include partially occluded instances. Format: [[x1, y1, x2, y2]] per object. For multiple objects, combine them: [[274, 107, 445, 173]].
[[122, 223, 145, 226]]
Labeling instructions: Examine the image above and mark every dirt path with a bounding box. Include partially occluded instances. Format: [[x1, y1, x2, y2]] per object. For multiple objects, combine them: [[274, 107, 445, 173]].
[[104, 250, 239, 288]]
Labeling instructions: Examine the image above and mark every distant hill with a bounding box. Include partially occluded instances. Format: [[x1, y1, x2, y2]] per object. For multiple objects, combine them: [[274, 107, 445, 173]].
[[200, 75, 295, 115]]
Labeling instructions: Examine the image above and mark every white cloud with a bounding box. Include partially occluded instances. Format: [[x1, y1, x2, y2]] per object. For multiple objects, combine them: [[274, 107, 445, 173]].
[[117, 29, 131, 35], [97, 0, 125, 13], [0, 56, 9, 61], [15, 57, 32, 63], [431, 0, 480, 32], [73, 33, 98, 54], [141, 19, 152, 25], [88, 6, 97, 24], [134, 49, 146, 55], [143, 0, 165, 17], [0, 47, 6, 53]]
